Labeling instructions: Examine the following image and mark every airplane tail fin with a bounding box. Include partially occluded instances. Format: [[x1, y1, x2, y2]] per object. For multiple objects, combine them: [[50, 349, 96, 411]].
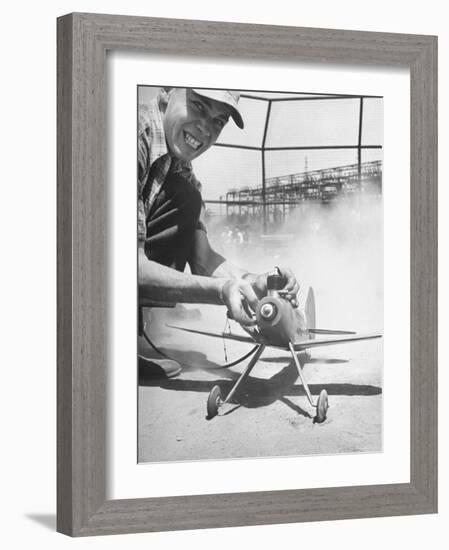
[[305, 287, 316, 335]]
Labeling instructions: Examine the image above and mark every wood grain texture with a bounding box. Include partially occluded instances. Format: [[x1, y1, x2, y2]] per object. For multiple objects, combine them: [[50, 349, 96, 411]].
[[410, 36, 438, 508], [57, 13, 74, 536], [56, 12, 438, 536]]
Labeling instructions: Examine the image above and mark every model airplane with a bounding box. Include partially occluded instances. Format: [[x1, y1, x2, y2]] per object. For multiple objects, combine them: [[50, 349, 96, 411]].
[[168, 268, 382, 423]]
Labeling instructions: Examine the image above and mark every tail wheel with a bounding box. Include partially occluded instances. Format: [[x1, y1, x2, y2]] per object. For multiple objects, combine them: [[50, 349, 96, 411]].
[[207, 385, 222, 418], [315, 389, 329, 423]]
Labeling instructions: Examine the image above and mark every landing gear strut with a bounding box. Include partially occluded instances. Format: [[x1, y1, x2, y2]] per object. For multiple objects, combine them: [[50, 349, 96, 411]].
[[206, 344, 266, 418], [289, 342, 329, 423], [207, 341, 329, 423]]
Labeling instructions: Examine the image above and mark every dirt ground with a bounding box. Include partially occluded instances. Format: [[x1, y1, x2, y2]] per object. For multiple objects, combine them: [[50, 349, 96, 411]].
[[138, 202, 383, 463]]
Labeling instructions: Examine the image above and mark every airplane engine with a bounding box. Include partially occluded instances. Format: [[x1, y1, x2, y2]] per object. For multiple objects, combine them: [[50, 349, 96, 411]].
[[256, 296, 299, 347]]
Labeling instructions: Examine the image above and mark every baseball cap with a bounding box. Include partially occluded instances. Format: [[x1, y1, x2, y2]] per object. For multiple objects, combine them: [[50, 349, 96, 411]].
[[193, 89, 244, 129]]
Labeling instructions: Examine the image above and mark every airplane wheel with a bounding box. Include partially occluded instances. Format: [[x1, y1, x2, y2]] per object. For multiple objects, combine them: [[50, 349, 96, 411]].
[[207, 385, 222, 418], [315, 389, 329, 424]]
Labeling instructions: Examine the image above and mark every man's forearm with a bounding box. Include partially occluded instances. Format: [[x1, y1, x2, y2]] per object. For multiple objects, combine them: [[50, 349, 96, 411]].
[[211, 259, 252, 281], [189, 229, 255, 280], [138, 251, 226, 305]]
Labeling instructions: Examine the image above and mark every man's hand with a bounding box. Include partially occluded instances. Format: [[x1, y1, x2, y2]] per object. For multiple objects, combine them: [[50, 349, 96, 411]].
[[221, 279, 259, 325], [250, 266, 300, 307]]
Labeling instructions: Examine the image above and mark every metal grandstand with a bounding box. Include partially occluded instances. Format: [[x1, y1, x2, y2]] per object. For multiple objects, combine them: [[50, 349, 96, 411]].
[[202, 90, 383, 231]]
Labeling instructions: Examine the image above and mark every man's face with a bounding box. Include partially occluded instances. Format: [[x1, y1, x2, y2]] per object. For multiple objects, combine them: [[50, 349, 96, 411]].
[[162, 89, 231, 162]]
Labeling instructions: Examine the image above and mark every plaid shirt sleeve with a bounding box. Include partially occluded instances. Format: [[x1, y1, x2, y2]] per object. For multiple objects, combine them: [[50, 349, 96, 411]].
[[137, 107, 151, 243]]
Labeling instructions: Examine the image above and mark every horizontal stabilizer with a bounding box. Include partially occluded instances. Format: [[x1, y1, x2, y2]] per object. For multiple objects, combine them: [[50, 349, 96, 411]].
[[293, 332, 382, 351], [308, 328, 356, 335], [166, 324, 257, 345]]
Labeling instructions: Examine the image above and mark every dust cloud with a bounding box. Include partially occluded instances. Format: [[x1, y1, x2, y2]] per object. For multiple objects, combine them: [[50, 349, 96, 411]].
[[208, 195, 383, 333]]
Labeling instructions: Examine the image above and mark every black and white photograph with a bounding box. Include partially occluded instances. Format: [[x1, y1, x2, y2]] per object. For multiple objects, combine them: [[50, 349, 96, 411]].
[[1, 0, 442, 544], [137, 85, 383, 463]]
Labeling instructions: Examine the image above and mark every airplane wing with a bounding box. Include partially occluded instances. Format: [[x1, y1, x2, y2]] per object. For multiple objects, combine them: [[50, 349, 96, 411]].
[[293, 332, 382, 351], [308, 328, 356, 335], [166, 324, 258, 345]]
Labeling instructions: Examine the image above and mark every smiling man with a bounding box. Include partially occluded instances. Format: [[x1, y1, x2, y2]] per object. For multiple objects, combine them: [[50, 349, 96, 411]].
[[138, 87, 298, 377], [162, 88, 238, 161]]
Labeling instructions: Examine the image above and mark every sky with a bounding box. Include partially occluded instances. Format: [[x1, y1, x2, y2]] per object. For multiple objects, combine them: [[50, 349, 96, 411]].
[[138, 86, 383, 201]]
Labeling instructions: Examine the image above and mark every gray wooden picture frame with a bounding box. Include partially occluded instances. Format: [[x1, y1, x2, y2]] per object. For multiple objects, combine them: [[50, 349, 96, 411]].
[[57, 12, 438, 537]]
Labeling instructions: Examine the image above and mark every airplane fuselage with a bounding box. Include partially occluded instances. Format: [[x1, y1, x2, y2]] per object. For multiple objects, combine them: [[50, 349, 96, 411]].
[[255, 294, 308, 348]]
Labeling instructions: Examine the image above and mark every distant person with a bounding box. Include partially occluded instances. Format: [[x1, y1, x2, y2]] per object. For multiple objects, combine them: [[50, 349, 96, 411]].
[[138, 87, 299, 376], [221, 225, 233, 245], [235, 227, 244, 244]]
